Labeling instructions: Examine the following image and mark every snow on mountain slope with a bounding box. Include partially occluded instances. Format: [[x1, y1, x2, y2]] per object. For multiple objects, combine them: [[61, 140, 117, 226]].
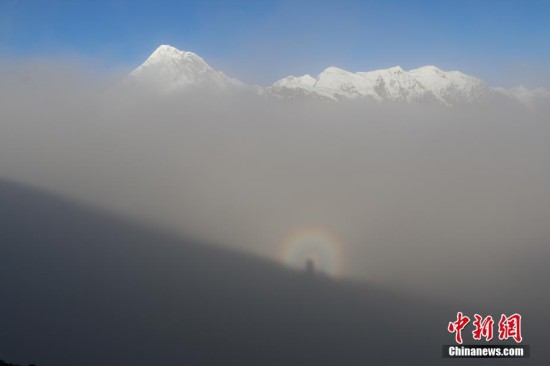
[[129, 45, 246, 92], [130, 45, 547, 107], [268, 65, 491, 106], [408, 66, 489, 105]]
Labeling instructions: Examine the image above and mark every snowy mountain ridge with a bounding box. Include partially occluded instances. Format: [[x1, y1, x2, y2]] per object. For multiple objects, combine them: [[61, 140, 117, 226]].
[[268, 64, 489, 106], [130, 45, 547, 107]]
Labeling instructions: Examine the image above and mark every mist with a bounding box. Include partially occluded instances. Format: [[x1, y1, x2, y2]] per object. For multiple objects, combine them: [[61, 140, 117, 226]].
[[1, 60, 549, 311]]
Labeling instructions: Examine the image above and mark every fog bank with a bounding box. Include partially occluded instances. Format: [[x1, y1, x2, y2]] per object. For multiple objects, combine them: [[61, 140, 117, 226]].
[[1, 62, 549, 306]]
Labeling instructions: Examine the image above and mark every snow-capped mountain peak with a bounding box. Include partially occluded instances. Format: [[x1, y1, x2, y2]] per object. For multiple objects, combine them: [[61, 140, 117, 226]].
[[130, 44, 244, 92], [141, 45, 206, 69]]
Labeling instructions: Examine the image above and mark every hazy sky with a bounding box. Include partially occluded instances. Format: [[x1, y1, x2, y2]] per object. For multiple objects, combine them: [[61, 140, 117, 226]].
[[1, 0, 549, 86]]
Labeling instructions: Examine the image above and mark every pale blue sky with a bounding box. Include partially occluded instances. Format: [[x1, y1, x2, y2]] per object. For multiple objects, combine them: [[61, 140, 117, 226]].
[[1, 0, 549, 86]]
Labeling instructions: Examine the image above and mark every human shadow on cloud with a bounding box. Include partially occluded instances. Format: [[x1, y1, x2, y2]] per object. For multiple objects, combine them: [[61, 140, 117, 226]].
[[0, 179, 541, 366]]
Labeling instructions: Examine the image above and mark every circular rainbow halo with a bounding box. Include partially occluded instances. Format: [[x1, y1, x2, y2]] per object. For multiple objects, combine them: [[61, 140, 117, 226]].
[[277, 226, 346, 277]]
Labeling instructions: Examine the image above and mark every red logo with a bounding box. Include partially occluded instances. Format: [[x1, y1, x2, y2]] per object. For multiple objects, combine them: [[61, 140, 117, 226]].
[[498, 313, 522, 343], [448, 312, 470, 344], [472, 314, 494, 341], [448, 312, 522, 344]]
